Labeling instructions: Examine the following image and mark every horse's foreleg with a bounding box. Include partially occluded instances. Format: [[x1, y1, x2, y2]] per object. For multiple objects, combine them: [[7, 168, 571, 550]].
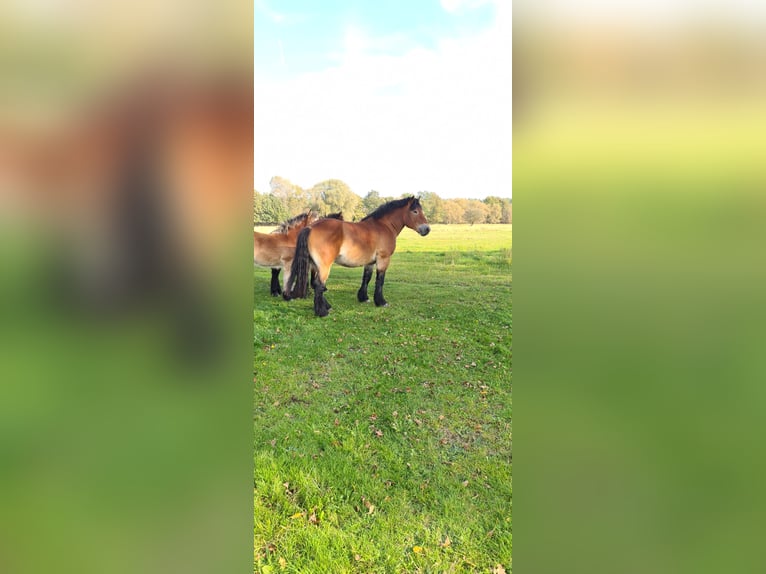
[[373, 269, 388, 307], [270, 268, 282, 296], [357, 265, 373, 302]]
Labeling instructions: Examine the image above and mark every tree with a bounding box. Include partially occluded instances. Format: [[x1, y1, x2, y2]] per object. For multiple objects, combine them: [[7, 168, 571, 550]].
[[483, 196, 504, 224], [310, 179, 363, 219], [253, 189, 264, 224], [270, 176, 307, 215], [259, 194, 289, 224], [260, 177, 511, 224], [362, 190, 395, 216], [442, 200, 466, 224], [418, 191, 445, 223], [463, 200, 489, 225], [362, 190, 382, 215], [501, 199, 512, 224]]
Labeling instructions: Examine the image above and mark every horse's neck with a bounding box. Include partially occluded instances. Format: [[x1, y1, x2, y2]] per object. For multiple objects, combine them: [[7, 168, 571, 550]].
[[380, 213, 406, 235], [285, 226, 302, 238], [284, 219, 309, 234], [283, 216, 309, 234], [393, 213, 409, 235]]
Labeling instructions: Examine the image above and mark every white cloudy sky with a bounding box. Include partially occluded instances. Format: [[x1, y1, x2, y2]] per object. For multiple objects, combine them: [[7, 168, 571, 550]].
[[254, 0, 512, 199]]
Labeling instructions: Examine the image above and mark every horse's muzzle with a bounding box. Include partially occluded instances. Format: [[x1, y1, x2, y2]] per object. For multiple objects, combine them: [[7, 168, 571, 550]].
[[418, 224, 431, 236]]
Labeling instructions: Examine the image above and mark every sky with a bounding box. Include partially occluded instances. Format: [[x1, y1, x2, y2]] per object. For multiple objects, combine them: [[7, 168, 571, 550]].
[[254, 0, 512, 200]]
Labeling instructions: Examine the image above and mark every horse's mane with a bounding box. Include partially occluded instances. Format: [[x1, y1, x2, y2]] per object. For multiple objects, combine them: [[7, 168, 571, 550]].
[[324, 212, 344, 220], [361, 196, 418, 221], [273, 211, 314, 234]]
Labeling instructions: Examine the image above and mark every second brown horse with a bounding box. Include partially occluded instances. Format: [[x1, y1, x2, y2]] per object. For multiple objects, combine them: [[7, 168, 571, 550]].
[[254, 211, 343, 297], [286, 196, 430, 316]]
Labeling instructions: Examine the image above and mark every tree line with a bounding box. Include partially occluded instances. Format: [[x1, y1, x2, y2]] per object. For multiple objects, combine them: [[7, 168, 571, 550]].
[[254, 176, 512, 225]]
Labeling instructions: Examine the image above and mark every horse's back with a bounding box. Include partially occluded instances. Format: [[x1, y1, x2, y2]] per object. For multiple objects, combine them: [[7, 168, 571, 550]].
[[308, 217, 345, 244], [308, 218, 388, 268]]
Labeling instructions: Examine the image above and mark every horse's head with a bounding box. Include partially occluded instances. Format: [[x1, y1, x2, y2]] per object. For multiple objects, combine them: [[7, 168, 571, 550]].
[[405, 198, 431, 236]]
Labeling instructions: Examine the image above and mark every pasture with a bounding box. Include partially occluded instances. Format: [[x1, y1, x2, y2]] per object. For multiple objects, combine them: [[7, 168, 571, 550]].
[[254, 224, 512, 573]]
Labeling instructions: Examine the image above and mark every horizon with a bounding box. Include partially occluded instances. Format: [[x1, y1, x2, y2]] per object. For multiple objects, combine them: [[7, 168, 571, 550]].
[[253, 180, 511, 203]]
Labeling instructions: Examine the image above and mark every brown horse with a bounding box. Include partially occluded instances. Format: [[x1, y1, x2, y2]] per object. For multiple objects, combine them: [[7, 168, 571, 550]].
[[287, 196, 430, 316], [254, 211, 318, 298], [254, 211, 343, 297]]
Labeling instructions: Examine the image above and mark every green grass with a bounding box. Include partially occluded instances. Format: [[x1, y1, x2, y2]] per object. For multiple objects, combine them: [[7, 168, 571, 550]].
[[254, 224, 512, 573]]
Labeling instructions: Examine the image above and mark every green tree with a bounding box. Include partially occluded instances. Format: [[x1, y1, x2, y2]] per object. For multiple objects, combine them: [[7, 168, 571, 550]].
[[311, 179, 363, 219], [362, 190, 382, 215], [501, 199, 512, 224], [253, 189, 265, 224], [270, 176, 307, 216], [483, 196, 504, 223], [361, 190, 396, 216], [260, 194, 289, 224], [417, 191, 445, 223]]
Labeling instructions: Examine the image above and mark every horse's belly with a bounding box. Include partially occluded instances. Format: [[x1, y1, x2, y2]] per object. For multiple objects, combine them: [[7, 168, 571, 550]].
[[335, 254, 358, 267], [254, 260, 279, 269], [335, 249, 371, 268], [253, 253, 281, 267]]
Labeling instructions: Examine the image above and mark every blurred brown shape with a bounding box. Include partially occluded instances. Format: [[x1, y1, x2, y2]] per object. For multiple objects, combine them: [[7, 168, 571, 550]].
[[514, 9, 766, 127], [5, 67, 251, 304]]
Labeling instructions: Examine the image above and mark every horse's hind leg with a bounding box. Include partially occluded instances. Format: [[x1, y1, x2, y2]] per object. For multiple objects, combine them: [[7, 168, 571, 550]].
[[357, 265, 373, 302], [309, 264, 330, 308], [270, 268, 282, 296], [312, 262, 333, 317], [313, 280, 330, 317], [374, 268, 388, 307]]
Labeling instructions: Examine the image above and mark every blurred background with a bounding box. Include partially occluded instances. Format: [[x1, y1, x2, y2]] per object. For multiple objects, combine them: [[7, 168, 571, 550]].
[[517, 1, 766, 573], [0, 2, 252, 573]]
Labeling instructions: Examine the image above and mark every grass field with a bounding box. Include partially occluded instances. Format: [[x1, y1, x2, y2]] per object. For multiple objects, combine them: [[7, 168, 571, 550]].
[[254, 224, 512, 573]]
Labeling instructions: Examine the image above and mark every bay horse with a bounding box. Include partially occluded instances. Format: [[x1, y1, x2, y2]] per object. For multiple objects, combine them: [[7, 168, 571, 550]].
[[286, 196, 430, 316], [254, 211, 343, 297], [254, 211, 318, 297]]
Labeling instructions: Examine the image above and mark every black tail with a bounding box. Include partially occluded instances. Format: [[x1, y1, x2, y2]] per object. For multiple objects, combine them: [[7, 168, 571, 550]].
[[287, 227, 311, 298]]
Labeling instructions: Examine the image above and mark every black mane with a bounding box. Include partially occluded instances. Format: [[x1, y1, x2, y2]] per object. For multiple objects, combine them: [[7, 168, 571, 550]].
[[324, 212, 344, 220], [361, 196, 418, 221], [274, 211, 313, 234]]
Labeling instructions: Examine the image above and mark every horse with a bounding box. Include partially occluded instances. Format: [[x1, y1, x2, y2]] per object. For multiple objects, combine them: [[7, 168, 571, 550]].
[[254, 211, 343, 297], [286, 196, 430, 316], [254, 211, 318, 297]]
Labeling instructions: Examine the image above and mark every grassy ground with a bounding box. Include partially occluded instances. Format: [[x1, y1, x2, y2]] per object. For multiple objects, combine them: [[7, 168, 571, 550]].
[[254, 224, 512, 573]]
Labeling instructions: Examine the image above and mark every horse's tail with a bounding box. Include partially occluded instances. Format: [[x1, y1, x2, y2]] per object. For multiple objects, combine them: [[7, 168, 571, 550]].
[[287, 227, 311, 299]]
